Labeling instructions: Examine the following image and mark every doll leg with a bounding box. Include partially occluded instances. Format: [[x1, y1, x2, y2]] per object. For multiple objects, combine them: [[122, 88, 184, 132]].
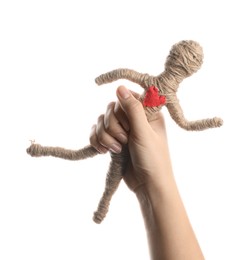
[[26, 143, 99, 160], [93, 146, 129, 224]]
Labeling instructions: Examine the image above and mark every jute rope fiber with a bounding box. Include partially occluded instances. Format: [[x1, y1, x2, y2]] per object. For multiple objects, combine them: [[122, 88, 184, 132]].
[[27, 40, 223, 224]]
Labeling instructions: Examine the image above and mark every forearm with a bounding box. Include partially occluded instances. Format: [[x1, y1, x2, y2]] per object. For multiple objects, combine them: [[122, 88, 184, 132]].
[[135, 173, 204, 260]]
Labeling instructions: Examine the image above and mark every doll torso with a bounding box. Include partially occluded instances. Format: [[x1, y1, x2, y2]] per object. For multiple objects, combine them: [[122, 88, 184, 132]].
[[140, 76, 178, 120]]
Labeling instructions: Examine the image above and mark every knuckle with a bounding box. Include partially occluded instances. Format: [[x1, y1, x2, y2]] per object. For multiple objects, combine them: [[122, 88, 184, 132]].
[[89, 134, 97, 148], [104, 122, 110, 132], [89, 134, 95, 145], [104, 121, 114, 133], [97, 114, 104, 122], [99, 138, 107, 147], [107, 101, 115, 110], [96, 131, 106, 146], [128, 99, 142, 113], [89, 126, 97, 145]]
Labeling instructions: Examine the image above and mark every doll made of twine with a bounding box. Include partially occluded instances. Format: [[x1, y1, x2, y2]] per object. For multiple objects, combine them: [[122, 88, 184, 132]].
[[27, 40, 223, 224]]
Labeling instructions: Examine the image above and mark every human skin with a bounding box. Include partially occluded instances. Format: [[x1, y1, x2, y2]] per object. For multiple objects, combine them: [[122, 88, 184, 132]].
[[90, 85, 205, 260]]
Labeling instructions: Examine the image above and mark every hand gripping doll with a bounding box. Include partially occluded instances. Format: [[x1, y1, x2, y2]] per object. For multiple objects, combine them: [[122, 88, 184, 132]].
[[27, 40, 223, 224]]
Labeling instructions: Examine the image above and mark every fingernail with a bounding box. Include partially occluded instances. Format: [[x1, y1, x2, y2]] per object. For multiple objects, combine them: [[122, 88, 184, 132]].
[[118, 134, 128, 144], [98, 146, 108, 154], [109, 143, 122, 154], [117, 86, 131, 99]]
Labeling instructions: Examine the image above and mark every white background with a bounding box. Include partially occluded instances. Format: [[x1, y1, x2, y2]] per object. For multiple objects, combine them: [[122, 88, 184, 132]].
[[0, 0, 251, 259]]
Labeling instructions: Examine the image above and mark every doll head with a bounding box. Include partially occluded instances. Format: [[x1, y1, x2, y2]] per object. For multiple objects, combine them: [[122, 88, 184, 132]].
[[164, 40, 204, 80]]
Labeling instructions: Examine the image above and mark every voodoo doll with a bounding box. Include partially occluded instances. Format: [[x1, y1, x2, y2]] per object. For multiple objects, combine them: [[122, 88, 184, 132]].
[[27, 40, 223, 224]]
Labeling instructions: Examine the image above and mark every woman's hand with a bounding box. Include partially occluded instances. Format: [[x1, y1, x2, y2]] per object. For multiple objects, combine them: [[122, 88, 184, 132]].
[[89, 85, 173, 192], [90, 86, 204, 259]]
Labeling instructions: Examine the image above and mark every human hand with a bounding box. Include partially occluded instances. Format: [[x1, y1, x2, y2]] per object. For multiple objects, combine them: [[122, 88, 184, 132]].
[[90, 86, 204, 259], [90, 86, 173, 192]]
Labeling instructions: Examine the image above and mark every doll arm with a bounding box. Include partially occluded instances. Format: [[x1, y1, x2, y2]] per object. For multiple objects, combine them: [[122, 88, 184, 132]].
[[95, 69, 149, 89], [166, 98, 223, 131]]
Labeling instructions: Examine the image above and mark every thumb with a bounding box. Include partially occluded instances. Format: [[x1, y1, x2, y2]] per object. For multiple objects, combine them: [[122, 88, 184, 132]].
[[116, 86, 149, 133]]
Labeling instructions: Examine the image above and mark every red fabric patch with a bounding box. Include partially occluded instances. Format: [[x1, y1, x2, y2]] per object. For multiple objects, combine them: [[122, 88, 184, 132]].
[[143, 86, 166, 107]]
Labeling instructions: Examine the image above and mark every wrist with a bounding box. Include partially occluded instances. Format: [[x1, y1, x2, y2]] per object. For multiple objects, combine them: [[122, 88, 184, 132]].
[[135, 172, 176, 209]]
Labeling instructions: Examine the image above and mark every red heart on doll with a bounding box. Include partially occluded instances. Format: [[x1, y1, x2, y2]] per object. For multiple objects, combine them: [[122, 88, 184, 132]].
[[143, 86, 166, 107]]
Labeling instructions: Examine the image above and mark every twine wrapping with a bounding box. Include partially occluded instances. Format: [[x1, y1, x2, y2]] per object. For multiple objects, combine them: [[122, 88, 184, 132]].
[[26, 40, 223, 224], [27, 143, 99, 160]]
